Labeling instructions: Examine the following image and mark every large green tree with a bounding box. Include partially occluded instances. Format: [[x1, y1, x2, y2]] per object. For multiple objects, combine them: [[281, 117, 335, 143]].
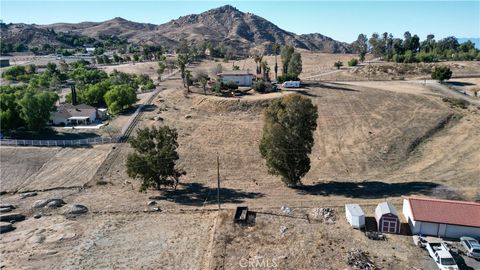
[[104, 84, 137, 115], [18, 90, 58, 132], [259, 94, 318, 187], [126, 126, 183, 191], [280, 45, 295, 76], [287, 52, 302, 78]]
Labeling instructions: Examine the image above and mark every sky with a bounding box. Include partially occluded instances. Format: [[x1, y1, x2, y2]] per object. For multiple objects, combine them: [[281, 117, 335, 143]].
[[1, 1, 479, 42]]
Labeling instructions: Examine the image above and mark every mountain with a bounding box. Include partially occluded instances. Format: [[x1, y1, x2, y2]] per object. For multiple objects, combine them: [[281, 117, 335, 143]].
[[1, 5, 351, 54]]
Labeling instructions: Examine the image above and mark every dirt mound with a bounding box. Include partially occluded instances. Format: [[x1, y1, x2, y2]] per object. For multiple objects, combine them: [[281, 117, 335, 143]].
[[192, 93, 286, 113]]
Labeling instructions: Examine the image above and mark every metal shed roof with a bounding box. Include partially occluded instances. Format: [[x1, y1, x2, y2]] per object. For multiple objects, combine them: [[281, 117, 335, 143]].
[[376, 202, 398, 216], [345, 204, 364, 216]]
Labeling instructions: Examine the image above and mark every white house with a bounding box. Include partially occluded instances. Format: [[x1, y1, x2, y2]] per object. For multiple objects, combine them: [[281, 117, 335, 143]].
[[217, 70, 254, 86], [402, 196, 480, 239], [51, 104, 97, 126]]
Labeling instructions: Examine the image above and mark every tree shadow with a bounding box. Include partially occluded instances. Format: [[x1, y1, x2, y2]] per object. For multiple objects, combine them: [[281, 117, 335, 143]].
[[284, 89, 321, 97], [141, 104, 157, 112], [447, 81, 476, 87], [303, 82, 360, 92], [296, 180, 440, 198], [156, 182, 264, 206]]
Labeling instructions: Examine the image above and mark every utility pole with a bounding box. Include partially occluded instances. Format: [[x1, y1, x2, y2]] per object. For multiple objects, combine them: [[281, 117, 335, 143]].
[[217, 152, 221, 210]]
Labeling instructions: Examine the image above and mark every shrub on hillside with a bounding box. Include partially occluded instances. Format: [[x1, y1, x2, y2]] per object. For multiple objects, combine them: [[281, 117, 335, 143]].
[[254, 80, 267, 93], [347, 58, 358, 67], [431, 66, 452, 82]]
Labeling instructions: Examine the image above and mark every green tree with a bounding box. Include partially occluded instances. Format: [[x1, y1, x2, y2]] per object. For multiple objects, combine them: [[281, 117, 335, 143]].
[[334, 61, 343, 69], [195, 71, 209, 95], [259, 94, 318, 186], [177, 54, 188, 87], [348, 58, 358, 66], [431, 66, 452, 82], [126, 126, 183, 191], [287, 52, 302, 78], [280, 45, 295, 76], [272, 43, 281, 80], [104, 85, 137, 115], [157, 60, 166, 81], [18, 90, 58, 132]]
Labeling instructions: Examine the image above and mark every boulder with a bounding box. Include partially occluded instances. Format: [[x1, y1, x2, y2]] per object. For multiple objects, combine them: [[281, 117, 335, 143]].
[[147, 200, 157, 206], [0, 207, 13, 213], [0, 204, 15, 210], [19, 192, 37, 199], [0, 222, 15, 234], [0, 212, 26, 222], [62, 204, 88, 215], [32, 199, 66, 209]]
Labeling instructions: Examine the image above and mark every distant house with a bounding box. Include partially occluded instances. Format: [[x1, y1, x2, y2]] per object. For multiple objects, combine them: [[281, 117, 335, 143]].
[[375, 202, 401, 234], [217, 70, 254, 86], [403, 196, 480, 239], [51, 104, 98, 126]]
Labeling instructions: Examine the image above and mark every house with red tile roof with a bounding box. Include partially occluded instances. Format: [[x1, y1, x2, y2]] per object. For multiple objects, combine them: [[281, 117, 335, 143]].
[[402, 196, 480, 239]]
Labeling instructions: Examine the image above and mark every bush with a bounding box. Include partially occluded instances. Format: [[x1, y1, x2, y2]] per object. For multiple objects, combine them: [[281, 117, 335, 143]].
[[223, 81, 238, 90], [333, 61, 343, 69], [431, 66, 452, 82], [347, 58, 358, 67], [392, 54, 405, 63], [253, 80, 267, 93]]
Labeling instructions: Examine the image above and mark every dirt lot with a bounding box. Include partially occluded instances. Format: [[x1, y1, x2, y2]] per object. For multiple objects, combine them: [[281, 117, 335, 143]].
[[0, 145, 111, 193], [0, 211, 215, 270], [1, 55, 479, 269], [210, 206, 427, 270]]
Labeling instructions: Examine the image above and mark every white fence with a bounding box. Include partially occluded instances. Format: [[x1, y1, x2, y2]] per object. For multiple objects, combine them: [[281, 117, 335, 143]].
[[0, 136, 121, 147]]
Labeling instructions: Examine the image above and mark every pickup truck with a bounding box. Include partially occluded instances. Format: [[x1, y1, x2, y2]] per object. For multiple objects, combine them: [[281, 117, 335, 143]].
[[425, 242, 459, 270]]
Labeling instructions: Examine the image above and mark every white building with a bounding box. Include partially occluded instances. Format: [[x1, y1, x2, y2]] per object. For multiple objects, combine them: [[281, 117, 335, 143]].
[[402, 196, 480, 239], [51, 104, 97, 126], [345, 204, 365, 229], [217, 70, 254, 86]]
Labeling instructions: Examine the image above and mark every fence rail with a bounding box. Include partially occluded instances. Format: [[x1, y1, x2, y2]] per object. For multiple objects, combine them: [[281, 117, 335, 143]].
[[0, 136, 122, 147]]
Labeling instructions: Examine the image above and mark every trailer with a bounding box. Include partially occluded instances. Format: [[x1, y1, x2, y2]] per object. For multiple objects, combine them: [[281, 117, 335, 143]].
[[345, 204, 365, 229], [281, 81, 300, 88]]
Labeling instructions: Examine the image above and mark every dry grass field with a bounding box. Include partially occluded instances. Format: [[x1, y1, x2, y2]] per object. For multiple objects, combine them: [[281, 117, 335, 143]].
[[1, 55, 479, 269]]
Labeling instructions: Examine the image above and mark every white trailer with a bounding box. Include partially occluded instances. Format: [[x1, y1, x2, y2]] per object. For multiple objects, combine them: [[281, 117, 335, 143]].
[[345, 204, 365, 229], [281, 81, 300, 88]]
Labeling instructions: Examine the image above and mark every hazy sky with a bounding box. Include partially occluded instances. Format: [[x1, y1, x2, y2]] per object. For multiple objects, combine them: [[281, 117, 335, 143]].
[[1, 1, 479, 42]]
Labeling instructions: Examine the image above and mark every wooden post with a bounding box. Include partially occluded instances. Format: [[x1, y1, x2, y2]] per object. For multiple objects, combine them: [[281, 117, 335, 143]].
[[217, 152, 221, 210]]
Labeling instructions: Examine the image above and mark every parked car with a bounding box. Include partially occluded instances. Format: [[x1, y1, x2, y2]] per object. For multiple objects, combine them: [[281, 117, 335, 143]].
[[425, 242, 459, 270], [281, 81, 300, 88], [460, 236, 480, 259]]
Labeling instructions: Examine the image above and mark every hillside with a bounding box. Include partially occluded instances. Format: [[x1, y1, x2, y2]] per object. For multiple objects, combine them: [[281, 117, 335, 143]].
[[1, 5, 351, 54]]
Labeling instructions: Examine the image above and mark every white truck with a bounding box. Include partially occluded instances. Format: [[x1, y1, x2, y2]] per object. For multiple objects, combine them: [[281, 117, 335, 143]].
[[281, 81, 300, 88], [425, 242, 459, 270]]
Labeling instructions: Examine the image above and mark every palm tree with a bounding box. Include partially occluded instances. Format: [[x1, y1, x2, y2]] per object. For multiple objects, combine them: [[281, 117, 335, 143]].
[[254, 54, 263, 76]]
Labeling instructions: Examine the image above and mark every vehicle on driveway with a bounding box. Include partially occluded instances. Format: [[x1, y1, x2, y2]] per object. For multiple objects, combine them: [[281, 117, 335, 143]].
[[425, 241, 459, 270], [460, 236, 480, 259]]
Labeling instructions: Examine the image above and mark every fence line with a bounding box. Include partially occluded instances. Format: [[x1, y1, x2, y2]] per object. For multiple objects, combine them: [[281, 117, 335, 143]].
[[0, 136, 122, 147]]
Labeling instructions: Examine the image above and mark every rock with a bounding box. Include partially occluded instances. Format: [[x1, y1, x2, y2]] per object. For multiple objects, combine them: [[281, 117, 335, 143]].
[[148, 196, 162, 200], [33, 213, 42, 219], [147, 200, 157, 206], [0, 204, 15, 210], [46, 200, 65, 209], [184, 114, 192, 119], [19, 192, 37, 199], [0, 222, 15, 234], [0, 207, 13, 213], [62, 204, 88, 215], [0, 212, 26, 222], [32, 199, 66, 209]]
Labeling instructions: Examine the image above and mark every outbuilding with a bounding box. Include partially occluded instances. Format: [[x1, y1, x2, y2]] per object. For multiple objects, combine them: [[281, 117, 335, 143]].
[[375, 202, 400, 234], [345, 204, 365, 229], [402, 196, 480, 239], [217, 70, 254, 86]]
